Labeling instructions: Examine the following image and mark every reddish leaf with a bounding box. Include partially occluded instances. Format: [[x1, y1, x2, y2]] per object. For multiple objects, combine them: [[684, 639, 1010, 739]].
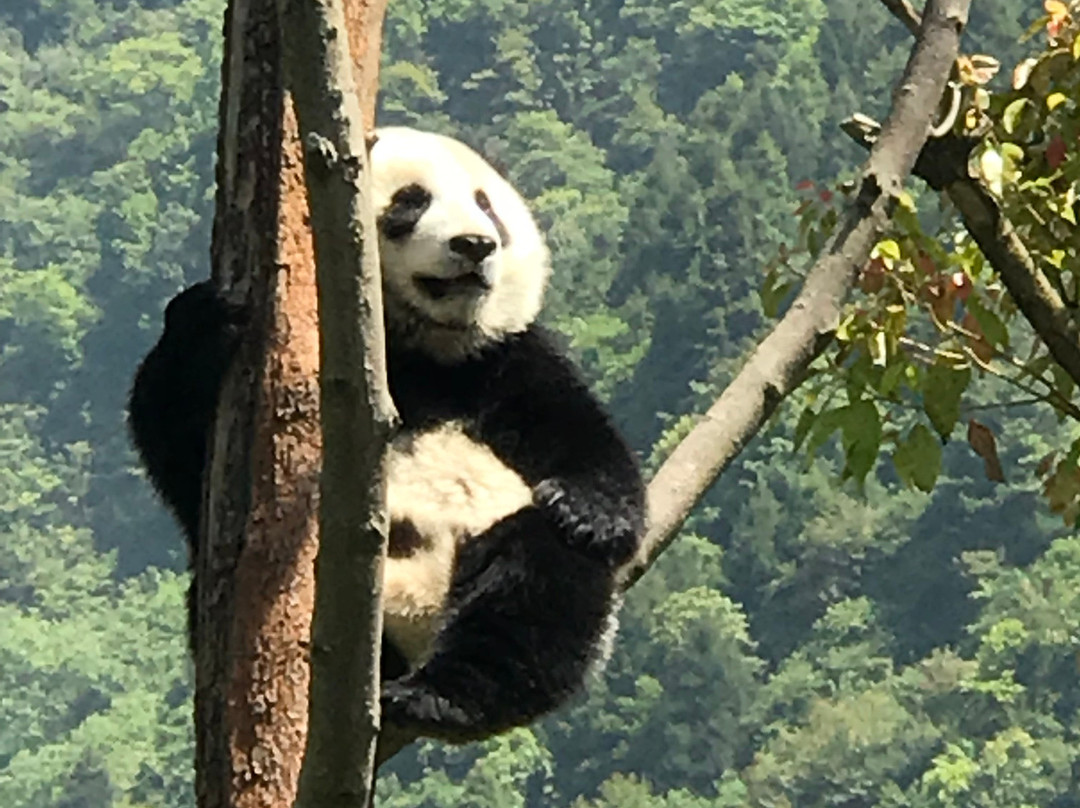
[[950, 271, 973, 301], [1047, 134, 1067, 169], [795, 179, 815, 191], [1037, 451, 1058, 476], [968, 419, 1005, 482], [957, 54, 1001, 86], [860, 256, 887, 294], [1046, 0, 1070, 39], [961, 312, 994, 362], [916, 251, 936, 276], [923, 278, 955, 325]]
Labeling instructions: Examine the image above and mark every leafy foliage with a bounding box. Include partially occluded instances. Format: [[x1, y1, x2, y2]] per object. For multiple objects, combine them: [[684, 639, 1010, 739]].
[[4, 0, 1080, 805], [772, 4, 1080, 531]]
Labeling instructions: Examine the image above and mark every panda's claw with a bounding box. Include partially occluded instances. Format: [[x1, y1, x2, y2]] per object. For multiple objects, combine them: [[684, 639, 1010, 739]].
[[381, 680, 477, 740], [533, 479, 641, 566]]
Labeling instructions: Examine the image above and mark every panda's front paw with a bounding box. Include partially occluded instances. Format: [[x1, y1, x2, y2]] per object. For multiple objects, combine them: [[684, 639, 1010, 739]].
[[381, 680, 474, 739], [534, 480, 640, 566]]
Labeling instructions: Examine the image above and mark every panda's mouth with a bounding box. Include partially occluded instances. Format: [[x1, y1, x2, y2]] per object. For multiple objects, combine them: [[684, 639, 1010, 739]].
[[416, 271, 493, 300]]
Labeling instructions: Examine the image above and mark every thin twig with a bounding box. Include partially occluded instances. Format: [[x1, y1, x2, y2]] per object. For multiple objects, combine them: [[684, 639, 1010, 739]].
[[943, 321, 1080, 420], [898, 334, 1080, 421]]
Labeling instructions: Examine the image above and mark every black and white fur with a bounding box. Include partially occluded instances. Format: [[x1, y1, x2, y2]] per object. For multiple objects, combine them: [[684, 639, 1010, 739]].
[[128, 126, 646, 742]]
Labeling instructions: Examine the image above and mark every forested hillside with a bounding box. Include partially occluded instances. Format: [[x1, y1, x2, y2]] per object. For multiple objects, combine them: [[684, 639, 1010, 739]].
[[4, 0, 1079, 805]]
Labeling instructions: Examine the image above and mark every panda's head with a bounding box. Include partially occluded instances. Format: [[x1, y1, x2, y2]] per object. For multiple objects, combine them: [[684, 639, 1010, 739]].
[[371, 127, 550, 362]]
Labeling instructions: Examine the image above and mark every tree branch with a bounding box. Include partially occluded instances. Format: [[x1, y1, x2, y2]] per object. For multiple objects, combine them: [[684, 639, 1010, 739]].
[[880, 0, 923, 36], [620, 0, 971, 588], [845, 128, 1080, 391], [947, 176, 1080, 387], [879, 0, 1080, 386], [279, 1, 392, 807]]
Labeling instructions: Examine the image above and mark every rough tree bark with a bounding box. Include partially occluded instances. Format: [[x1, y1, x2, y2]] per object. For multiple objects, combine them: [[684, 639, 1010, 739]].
[[198, 0, 385, 807]]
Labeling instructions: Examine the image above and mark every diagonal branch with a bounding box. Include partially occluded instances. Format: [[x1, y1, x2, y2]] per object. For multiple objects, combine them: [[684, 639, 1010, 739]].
[[947, 177, 1080, 386], [620, 0, 972, 588]]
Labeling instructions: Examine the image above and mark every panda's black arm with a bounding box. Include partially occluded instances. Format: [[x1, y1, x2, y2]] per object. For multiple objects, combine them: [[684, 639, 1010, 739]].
[[128, 281, 247, 547], [479, 326, 647, 566]]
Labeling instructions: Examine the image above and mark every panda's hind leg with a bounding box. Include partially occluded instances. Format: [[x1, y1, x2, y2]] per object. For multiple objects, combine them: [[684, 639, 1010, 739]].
[[380, 508, 617, 743]]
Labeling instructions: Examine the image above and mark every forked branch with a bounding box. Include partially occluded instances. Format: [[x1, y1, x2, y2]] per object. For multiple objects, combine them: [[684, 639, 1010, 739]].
[[622, 0, 972, 588]]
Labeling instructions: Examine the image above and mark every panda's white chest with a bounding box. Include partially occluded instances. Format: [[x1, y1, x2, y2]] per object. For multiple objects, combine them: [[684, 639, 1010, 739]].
[[382, 423, 532, 665]]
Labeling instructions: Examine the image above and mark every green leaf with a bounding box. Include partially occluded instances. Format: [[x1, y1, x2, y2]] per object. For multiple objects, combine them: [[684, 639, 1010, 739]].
[[840, 400, 882, 484], [966, 297, 1009, 349], [874, 239, 901, 262], [793, 405, 816, 451], [893, 424, 942, 492], [760, 267, 794, 318], [923, 363, 971, 438], [1002, 98, 1029, 134], [806, 407, 848, 459], [761, 279, 794, 318], [879, 361, 907, 396], [979, 147, 1005, 196], [1051, 362, 1076, 403]]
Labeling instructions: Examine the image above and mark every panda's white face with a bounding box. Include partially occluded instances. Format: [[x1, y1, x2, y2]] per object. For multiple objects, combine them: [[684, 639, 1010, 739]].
[[371, 127, 550, 361]]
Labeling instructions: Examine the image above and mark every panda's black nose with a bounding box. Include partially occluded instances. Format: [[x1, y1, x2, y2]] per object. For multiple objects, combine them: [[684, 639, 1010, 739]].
[[449, 234, 497, 264]]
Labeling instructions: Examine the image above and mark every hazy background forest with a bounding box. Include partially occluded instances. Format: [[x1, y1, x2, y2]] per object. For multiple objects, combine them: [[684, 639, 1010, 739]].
[[3, 0, 1079, 805]]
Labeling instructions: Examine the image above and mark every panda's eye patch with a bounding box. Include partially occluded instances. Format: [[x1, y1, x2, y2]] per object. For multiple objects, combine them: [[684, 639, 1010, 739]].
[[393, 184, 431, 208], [474, 189, 512, 248], [379, 183, 432, 240]]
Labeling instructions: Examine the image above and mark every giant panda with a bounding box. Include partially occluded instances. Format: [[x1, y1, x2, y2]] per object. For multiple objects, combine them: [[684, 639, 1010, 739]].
[[128, 125, 647, 743]]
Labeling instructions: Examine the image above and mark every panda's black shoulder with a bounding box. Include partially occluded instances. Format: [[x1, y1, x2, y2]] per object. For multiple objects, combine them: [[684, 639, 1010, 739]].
[[484, 324, 628, 448], [495, 324, 587, 385]]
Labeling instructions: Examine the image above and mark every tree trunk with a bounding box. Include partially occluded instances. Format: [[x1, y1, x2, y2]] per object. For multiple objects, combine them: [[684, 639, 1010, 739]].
[[196, 0, 385, 806]]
